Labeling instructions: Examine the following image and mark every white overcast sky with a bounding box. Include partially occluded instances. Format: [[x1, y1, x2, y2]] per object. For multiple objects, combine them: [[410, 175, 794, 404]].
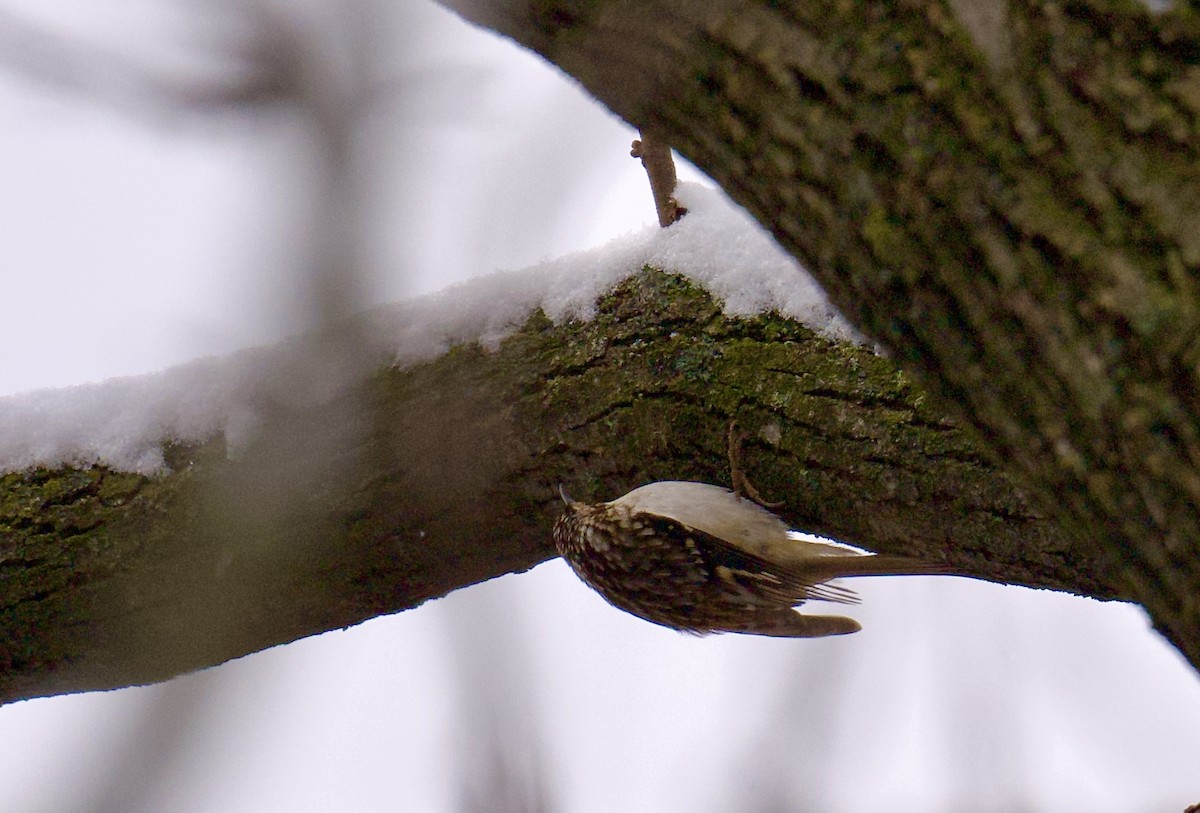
[[1, 2, 1199, 812]]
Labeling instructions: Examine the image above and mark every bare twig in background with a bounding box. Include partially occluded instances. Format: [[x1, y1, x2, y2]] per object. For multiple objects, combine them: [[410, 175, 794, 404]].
[[0, 1, 394, 809], [630, 131, 686, 227], [0, 4, 293, 118], [443, 588, 556, 813], [727, 648, 851, 811], [86, 672, 223, 813]]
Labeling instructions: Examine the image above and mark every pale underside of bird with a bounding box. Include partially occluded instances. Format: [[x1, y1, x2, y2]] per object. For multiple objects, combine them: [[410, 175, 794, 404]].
[[553, 480, 945, 638]]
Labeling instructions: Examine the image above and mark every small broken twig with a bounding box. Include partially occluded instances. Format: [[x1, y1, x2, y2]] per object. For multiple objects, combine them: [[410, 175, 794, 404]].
[[630, 131, 687, 227]]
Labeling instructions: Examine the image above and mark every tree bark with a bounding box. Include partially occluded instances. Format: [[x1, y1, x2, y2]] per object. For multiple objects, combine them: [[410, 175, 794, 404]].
[[2, 271, 1103, 704], [436, 0, 1200, 670]]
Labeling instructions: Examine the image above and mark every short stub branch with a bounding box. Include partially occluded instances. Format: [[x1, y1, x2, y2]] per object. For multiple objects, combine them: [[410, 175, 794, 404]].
[[631, 132, 687, 227]]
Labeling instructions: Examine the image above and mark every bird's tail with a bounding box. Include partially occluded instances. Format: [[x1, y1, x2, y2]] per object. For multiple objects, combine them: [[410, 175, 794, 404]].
[[718, 609, 863, 638], [796, 553, 954, 582]]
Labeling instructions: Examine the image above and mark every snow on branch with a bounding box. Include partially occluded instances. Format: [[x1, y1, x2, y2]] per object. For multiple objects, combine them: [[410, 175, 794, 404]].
[[0, 183, 856, 475]]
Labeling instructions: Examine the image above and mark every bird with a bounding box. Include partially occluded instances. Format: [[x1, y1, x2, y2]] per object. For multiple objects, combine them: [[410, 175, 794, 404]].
[[553, 480, 946, 638]]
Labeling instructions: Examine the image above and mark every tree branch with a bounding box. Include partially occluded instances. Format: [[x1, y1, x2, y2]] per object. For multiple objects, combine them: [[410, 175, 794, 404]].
[[2, 271, 1116, 704], [436, 0, 1200, 671]]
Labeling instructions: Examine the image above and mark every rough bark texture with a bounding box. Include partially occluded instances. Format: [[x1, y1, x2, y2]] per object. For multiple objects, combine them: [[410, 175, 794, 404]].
[[3, 271, 1102, 704], [437, 0, 1200, 669]]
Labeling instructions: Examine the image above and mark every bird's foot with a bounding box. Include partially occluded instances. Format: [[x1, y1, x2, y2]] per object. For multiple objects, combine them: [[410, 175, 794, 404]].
[[727, 420, 785, 509]]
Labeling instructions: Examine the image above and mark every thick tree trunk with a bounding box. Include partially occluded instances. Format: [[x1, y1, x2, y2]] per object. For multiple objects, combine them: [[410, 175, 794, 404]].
[[2, 271, 1104, 704], [437, 0, 1200, 670]]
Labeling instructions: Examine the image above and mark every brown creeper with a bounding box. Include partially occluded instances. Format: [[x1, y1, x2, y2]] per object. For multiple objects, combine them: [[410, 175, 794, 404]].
[[553, 480, 943, 637]]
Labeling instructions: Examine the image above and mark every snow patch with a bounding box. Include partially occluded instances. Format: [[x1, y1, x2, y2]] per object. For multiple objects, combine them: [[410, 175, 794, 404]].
[[0, 182, 856, 474]]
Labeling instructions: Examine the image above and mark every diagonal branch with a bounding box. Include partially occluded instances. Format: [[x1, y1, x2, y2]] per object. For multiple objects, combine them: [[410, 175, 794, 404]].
[[436, 0, 1200, 673]]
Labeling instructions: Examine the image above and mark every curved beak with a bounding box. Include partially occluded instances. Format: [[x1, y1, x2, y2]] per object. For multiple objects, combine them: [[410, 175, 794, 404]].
[[557, 484, 577, 506]]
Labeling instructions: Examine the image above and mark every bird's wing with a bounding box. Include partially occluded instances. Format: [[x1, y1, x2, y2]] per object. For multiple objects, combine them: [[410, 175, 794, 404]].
[[615, 481, 945, 580], [612, 481, 794, 552], [635, 511, 861, 606], [613, 480, 892, 573]]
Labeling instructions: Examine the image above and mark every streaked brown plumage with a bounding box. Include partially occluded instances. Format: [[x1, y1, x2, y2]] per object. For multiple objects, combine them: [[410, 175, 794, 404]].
[[553, 481, 945, 637]]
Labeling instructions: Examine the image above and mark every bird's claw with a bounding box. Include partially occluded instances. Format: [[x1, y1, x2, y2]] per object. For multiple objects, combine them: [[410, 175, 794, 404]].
[[727, 420, 785, 509]]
